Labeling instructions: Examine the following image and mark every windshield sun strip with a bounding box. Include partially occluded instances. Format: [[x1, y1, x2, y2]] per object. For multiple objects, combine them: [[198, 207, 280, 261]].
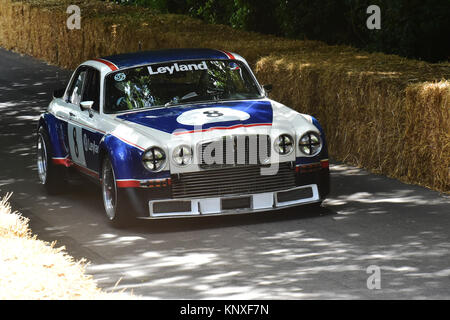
[[102, 59, 265, 114]]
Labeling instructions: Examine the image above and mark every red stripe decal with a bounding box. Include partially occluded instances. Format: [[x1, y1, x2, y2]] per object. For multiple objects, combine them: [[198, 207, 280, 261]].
[[221, 50, 235, 60], [62, 120, 142, 152], [295, 160, 329, 172], [173, 123, 272, 136], [52, 157, 72, 167], [116, 178, 171, 188], [52, 158, 100, 178], [113, 135, 146, 151], [94, 58, 118, 71], [117, 180, 141, 188], [73, 163, 99, 178]]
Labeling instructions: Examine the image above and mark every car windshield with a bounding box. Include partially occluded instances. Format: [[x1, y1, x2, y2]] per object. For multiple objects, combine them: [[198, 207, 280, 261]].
[[104, 59, 263, 113]]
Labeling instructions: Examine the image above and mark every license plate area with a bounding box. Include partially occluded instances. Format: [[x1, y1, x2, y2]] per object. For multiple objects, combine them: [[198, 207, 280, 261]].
[[152, 200, 192, 214], [221, 196, 251, 210]]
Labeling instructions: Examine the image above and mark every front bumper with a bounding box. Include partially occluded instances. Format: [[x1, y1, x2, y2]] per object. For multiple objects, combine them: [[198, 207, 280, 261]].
[[145, 184, 320, 219], [127, 161, 330, 219]]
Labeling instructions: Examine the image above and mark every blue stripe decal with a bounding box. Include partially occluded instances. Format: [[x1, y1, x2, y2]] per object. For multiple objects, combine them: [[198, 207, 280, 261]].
[[43, 113, 69, 158], [117, 100, 273, 134], [100, 134, 170, 180]]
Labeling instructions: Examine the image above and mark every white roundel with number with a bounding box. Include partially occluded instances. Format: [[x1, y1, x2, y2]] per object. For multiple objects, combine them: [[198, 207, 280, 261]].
[[176, 107, 250, 126]]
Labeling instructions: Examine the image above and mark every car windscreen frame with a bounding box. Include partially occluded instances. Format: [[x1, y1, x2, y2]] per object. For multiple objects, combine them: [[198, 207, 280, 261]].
[[101, 58, 265, 115]]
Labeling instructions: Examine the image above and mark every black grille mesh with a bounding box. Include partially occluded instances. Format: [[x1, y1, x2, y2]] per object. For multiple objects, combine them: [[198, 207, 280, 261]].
[[172, 162, 296, 198]]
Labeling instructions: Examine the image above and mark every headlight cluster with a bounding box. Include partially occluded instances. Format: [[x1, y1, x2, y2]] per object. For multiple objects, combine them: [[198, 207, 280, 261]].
[[298, 132, 322, 156], [143, 145, 194, 171], [142, 132, 321, 171], [142, 147, 166, 171], [274, 134, 294, 155], [172, 145, 193, 166]]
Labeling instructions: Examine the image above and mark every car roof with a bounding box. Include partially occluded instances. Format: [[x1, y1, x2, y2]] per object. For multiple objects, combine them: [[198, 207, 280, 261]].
[[97, 48, 237, 70]]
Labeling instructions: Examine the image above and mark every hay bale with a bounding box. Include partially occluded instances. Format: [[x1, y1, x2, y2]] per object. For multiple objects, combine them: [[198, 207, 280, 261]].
[[255, 53, 449, 192]]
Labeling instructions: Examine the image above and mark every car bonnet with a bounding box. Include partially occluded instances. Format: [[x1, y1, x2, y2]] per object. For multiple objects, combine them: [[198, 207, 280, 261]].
[[115, 100, 273, 135]]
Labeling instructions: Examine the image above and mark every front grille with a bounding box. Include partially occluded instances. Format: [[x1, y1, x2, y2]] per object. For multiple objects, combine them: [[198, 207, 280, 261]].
[[171, 162, 296, 198], [199, 135, 271, 169]]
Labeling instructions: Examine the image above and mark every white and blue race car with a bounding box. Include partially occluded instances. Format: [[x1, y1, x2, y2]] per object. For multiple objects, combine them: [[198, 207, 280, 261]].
[[37, 48, 330, 227]]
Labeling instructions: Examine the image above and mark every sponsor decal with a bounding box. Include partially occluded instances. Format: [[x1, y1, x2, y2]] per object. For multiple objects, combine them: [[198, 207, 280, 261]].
[[228, 61, 240, 70], [83, 133, 99, 154], [114, 72, 126, 81], [148, 61, 208, 75]]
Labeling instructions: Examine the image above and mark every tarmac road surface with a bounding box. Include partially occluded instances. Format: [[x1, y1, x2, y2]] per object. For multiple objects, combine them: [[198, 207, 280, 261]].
[[0, 47, 449, 299]]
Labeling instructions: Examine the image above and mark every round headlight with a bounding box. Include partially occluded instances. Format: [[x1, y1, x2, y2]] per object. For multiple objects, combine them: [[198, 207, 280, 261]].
[[142, 147, 166, 171], [299, 132, 322, 156], [173, 145, 192, 166], [274, 134, 294, 155]]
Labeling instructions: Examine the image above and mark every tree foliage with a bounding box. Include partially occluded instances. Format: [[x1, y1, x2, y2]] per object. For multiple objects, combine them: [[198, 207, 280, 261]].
[[106, 0, 449, 62]]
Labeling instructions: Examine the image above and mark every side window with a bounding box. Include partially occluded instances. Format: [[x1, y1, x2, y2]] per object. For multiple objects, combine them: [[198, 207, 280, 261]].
[[68, 69, 87, 105], [82, 69, 101, 112]]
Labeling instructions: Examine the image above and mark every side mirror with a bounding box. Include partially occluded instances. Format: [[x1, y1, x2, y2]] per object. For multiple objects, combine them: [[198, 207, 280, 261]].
[[53, 88, 65, 99], [263, 84, 273, 94], [80, 101, 94, 111]]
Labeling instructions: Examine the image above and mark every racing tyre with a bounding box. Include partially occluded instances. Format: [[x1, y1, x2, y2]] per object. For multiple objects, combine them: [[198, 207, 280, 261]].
[[37, 127, 67, 194], [101, 157, 135, 228]]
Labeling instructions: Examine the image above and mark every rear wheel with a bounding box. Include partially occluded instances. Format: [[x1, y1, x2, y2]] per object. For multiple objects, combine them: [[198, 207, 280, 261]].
[[37, 127, 67, 194], [101, 157, 134, 228]]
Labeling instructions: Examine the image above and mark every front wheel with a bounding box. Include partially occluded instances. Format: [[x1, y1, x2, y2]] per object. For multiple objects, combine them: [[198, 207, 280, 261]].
[[101, 157, 134, 228], [37, 127, 67, 194]]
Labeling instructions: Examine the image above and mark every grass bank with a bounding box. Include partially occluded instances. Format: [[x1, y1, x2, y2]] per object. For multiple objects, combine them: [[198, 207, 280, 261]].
[[0, 194, 128, 299]]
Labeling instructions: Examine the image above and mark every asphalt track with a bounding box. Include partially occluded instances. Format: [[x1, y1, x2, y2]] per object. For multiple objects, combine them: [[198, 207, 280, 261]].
[[0, 47, 449, 299]]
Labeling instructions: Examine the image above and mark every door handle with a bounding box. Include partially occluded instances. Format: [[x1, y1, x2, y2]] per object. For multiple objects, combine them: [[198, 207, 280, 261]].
[[69, 112, 76, 118]]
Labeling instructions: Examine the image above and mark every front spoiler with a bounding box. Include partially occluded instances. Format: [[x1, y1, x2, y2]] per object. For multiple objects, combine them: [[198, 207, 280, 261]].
[[140, 184, 321, 219]]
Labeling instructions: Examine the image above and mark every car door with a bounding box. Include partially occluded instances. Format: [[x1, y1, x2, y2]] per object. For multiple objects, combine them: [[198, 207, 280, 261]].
[[65, 66, 103, 176], [65, 67, 88, 169], [76, 67, 103, 175]]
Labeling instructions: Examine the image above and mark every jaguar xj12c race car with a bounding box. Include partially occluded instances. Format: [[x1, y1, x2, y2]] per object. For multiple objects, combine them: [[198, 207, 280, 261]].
[[36, 48, 330, 227]]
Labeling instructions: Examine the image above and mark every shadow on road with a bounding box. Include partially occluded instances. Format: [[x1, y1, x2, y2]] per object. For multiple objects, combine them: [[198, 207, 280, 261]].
[[1, 48, 449, 299]]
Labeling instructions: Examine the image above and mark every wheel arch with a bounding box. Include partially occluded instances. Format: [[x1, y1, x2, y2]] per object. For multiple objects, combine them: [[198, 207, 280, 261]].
[[37, 113, 68, 159], [37, 114, 49, 133], [98, 144, 108, 181], [98, 133, 137, 180], [310, 116, 328, 159]]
